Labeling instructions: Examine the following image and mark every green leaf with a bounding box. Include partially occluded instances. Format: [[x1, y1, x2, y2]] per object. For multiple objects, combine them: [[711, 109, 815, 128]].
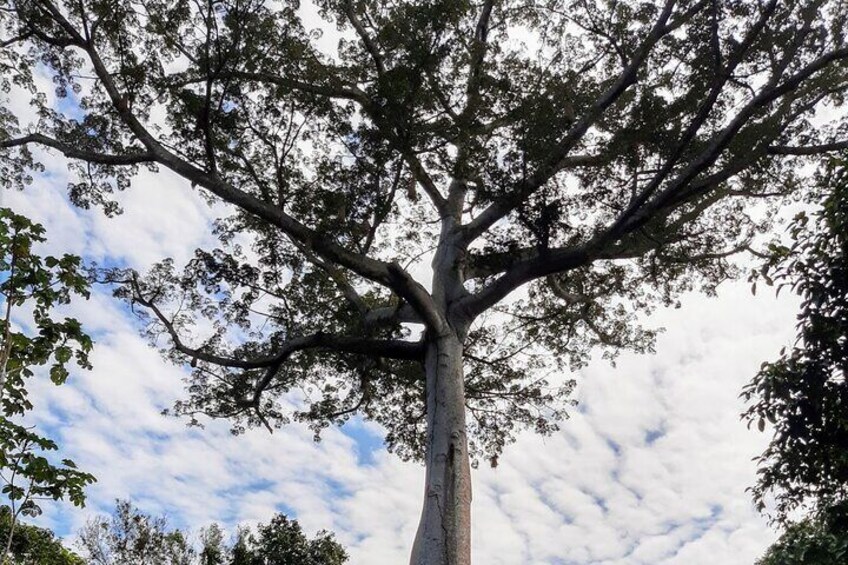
[[49, 365, 69, 385]]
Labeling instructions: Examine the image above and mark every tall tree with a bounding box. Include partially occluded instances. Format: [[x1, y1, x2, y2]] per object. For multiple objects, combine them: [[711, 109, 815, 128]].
[[2, 1, 848, 563]]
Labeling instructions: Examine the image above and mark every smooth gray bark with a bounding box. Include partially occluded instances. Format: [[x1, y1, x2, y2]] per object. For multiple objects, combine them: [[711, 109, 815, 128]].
[[410, 333, 472, 565], [410, 214, 473, 565]]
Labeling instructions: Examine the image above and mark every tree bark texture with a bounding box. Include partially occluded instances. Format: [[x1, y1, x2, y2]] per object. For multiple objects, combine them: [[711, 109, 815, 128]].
[[410, 333, 472, 565], [410, 214, 473, 565]]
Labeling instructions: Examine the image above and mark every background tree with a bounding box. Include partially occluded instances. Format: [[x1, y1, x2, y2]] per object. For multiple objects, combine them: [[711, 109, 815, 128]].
[[0, 208, 95, 563], [240, 514, 347, 565], [197, 524, 227, 565], [755, 502, 848, 565], [0, 506, 85, 565], [2, 1, 848, 563], [77, 500, 196, 565], [76, 500, 348, 565]]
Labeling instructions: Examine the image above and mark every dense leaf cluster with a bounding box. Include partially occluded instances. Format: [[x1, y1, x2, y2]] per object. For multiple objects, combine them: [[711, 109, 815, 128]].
[[744, 161, 848, 522], [756, 502, 848, 565]]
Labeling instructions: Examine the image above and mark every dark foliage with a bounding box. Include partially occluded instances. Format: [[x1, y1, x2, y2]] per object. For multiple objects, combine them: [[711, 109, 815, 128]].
[[0, 506, 85, 565], [756, 502, 848, 565], [744, 160, 848, 523]]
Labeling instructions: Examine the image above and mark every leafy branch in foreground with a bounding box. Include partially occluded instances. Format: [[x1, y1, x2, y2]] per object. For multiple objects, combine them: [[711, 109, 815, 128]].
[[744, 158, 848, 562], [743, 160, 848, 524], [0, 208, 95, 563]]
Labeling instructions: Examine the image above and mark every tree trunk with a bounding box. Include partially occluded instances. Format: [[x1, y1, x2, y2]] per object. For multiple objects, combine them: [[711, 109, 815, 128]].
[[409, 332, 472, 565]]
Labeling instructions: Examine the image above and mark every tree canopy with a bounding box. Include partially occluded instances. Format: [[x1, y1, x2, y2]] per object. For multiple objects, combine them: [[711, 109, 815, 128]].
[[2, 0, 848, 562]]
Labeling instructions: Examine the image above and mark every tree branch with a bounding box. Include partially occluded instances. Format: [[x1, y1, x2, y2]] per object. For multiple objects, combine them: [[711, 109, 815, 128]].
[[768, 140, 848, 155], [0, 133, 154, 165], [601, 0, 779, 237], [130, 276, 424, 368], [612, 45, 848, 238], [169, 70, 368, 104], [458, 0, 494, 124], [21, 2, 446, 328], [0, 31, 33, 48], [456, 245, 591, 319], [343, 1, 385, 77], [290, 239, 368, 317], [364, 302, 423, 327]]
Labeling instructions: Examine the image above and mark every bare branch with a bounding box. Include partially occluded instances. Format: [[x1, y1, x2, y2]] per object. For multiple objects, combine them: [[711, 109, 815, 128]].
[[343, 1, 386, 77], [457, 245, 591, 319], [0, 31, 33, 48], [364, 303, 423, 327], [290, 239, 368, 317], [131, 277, 423, 367], [459, 0, 495, 123], [172, 70, 369, 104]]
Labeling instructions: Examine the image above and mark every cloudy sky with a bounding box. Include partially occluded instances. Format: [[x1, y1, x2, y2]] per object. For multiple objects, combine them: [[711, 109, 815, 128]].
[[4, 159, 797, 565]]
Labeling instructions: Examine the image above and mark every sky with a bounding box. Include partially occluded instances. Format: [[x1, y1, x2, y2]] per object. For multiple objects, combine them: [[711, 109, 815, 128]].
[[3, 162, 798, 564], [0, 5, 808, 564]]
